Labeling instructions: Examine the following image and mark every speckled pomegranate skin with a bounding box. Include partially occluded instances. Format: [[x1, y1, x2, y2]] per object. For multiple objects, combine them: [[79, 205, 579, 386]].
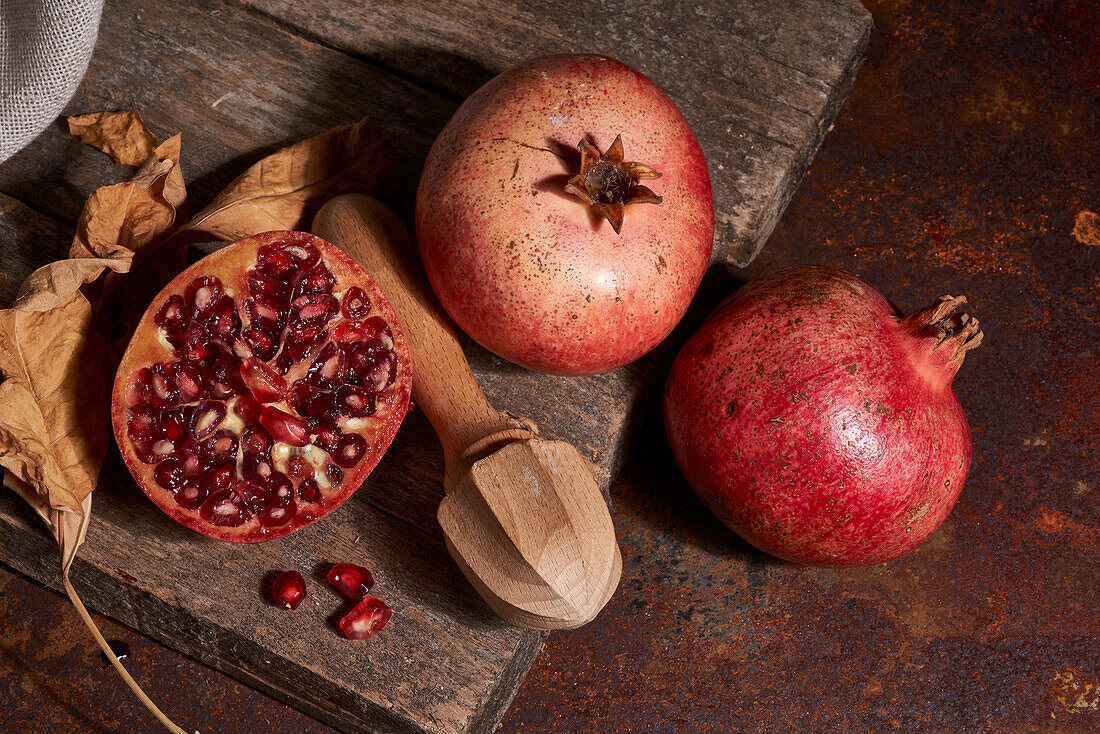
[[416, 54, 714, 376], [664, 267, 976, 566]]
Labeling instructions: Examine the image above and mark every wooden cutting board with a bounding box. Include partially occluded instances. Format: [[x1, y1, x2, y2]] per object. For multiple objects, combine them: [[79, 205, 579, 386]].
[[0, 0, 871, 732]]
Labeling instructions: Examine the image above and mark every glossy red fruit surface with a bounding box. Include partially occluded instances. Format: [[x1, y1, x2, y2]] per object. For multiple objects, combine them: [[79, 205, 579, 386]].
[[111, 231, 413, 542], [271, 570, 307, 610], [326, 563, 375, 601], [416, 54, 713, 376], [664, 267, 983, 566], [339, 596, 391, 640]]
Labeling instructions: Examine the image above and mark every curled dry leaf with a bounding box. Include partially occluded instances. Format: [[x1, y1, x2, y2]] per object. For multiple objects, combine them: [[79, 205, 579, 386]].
[[67, 110, 158, 167], [174, 117, 393, 242]]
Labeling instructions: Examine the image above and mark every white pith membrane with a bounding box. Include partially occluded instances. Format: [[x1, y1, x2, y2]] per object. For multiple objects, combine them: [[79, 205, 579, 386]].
[[118, 233, 409, 541]]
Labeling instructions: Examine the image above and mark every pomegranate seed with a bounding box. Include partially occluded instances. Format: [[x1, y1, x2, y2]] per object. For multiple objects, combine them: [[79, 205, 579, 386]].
[[290, 293, 338, 326], [248, 269, 290, 299], [240, 357, 288, 404], [155, 294, 189, 331], [235, 394, 262, 424], [286, 455, 315, 480], [326, 563, 374, 601], [288, 380, 321, 413], [332, 433, 367, 468], [190, 400, 227, 441], [367, 353, 397, 394], [274, 350, 294, 374], [244, 453, 275, 483], [341, 287, 372, 320], [184, 276, 225, 320], [292, 264, 334, 299], [174, 484, 209, 510], [335, 385, 375, 417], [234, 479, 271, 510], [306, 342, 347, 389], [260, 407, 310, 447], [131, 437, 158, 464], [325, 464, 344, 487], [154, 459, 184, 490], [204, 429, 239, 463], [208, 462, 235, 488], [245, 326, 278, 361], [159, 409, 187, 445], [240, 425, 273, 455], [279, 241, 321, 269], [298, 479, 321, 503], [127, 406, 158, 441], [313, 424, 342, 453], [174, 363, 205, 402], [245, 293, 288, 331], [339, 596, 391, 640], [332, 320, 368, 342], [151, 439, 176, 460], [271, 571, 306, 609], [179, 442, 210, 478], [144, 364, 180, 409], [207, 302, 242, 342], [260, 496, 297, 527], [232, 337, 254, 360], [200, 490, 253, 527]]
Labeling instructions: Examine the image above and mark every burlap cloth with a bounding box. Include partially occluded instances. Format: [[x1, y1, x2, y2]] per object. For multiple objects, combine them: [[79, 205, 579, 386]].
[[1, 0, 104, 163]]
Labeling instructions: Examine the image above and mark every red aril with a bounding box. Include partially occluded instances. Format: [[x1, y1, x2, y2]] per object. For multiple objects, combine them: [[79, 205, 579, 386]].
[[271, 571, 307, 610], [339, 596, 391, 640], [416, 54, 713, 376], [664, 267, 983, 566], [326, 562, 374, 601], [111, 231, 413, 542]]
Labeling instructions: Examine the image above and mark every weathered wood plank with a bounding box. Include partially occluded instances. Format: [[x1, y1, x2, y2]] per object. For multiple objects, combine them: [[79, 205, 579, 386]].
[[243, 0, 873, 267], [0, 193, 73, 305]]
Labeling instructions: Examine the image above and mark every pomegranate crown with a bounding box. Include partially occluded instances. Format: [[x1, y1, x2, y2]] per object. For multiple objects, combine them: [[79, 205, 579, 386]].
[[564, 135, 662, 234]]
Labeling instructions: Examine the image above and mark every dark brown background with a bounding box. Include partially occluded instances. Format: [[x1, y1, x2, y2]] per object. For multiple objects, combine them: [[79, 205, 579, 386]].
[[2, 0, 1098, 732]]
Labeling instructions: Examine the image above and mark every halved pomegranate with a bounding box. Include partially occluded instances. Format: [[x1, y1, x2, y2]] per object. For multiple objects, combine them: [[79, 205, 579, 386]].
[[111, 231, 413, 542]]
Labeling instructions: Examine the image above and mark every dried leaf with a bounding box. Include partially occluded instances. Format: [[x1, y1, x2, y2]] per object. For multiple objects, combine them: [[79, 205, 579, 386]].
[[68, 110, 158, 167], [175, 117, 393, 242], [0, 290, 113, 512]]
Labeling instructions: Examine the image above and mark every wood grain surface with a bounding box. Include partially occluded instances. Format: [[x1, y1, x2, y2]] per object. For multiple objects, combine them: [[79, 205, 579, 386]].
[[0, 0, 869, 732]]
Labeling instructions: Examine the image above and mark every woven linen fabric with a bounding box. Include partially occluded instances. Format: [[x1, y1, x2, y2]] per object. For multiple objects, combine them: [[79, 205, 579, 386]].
[[1, 0, 104, 163]]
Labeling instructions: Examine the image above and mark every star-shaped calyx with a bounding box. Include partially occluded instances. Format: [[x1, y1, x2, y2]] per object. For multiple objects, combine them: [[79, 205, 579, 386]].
[[563, 135, 662, 234]]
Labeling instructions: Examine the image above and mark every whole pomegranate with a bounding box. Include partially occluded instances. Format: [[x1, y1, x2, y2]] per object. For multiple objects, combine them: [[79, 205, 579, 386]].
[[112, 231, 412, 542], [664, 267, 983, 566], [416, 54, 714, 375]]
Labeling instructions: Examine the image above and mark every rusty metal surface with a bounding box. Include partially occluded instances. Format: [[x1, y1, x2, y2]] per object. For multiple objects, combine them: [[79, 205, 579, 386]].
[[1, 0, 1097, 732]]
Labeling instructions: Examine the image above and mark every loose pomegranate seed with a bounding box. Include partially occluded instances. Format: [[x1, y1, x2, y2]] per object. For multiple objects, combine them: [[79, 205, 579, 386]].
[[339, 596, 391, 640], [154, 459, 184, 490], [155, 294, 189, 332], [292, 264, 334, 299], [240, 357, 288, 404], [184, 276, 226, 320], [298, 479, 321, 502], [260, 406, 310, 447], [234, 394, 263, 424], [332, 433, 367, 468], [240, 425, 274, 455], [326, 563, 374, 601], [200, 490, 253, 527], [174, 484, 209, 510], [271, 571, 307, 609], [335, 385, 375, 417], [248, 269, 290, 299], [341, 287, 371, 320], [190, 400, 227, 441], [245, 326, 278, 361]]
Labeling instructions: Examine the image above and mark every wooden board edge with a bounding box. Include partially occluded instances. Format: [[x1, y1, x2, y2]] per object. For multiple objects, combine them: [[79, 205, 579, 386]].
[[723, 5, 874, 269]]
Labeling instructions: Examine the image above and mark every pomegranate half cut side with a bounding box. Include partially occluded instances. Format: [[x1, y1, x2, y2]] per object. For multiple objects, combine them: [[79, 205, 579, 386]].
[[111, 231, 413, 542]]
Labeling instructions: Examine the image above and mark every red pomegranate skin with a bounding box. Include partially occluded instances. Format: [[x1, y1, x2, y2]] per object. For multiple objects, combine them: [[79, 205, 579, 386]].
[[416, 54, 714, 376], [664, 267, 980, 566]]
